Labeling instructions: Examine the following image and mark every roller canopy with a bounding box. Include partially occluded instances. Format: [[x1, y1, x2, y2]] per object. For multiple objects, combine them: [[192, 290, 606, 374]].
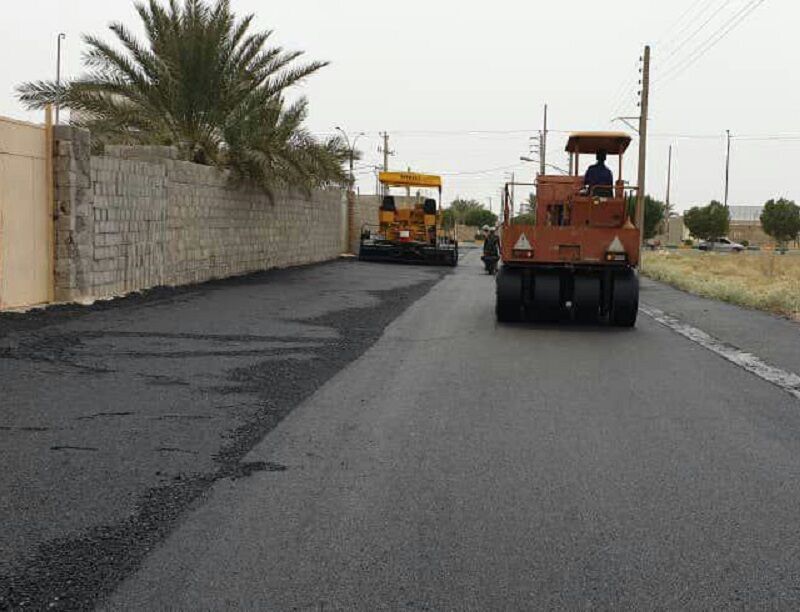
[[566, 132, 632, 155]]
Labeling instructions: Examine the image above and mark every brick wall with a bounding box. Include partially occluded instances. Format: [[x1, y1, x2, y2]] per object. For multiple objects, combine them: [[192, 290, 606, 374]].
[[53, 126, 345, 302]]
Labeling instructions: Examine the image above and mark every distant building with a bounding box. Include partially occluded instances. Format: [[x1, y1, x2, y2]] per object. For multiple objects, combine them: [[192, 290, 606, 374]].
[[654, 216, 690, 245], [728, 205, 770, 246], [729, 206, 764, 223]]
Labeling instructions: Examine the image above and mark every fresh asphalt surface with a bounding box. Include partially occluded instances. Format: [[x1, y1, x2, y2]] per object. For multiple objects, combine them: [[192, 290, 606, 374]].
[[0, 261, 445, 609], [4, 249, 800, 610]]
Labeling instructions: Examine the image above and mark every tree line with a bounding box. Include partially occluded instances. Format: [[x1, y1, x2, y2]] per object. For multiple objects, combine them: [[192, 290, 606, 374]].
[[684, 198, 800, 248], [444, 191, 800, 249]]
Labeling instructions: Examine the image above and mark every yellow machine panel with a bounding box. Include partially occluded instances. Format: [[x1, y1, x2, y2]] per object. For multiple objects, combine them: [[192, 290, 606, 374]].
[[359, 170, 457, 266], [378, 172, 443, 189]]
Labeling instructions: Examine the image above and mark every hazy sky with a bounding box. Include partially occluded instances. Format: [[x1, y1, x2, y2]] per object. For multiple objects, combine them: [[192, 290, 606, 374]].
[[2, 0, 797, 212]]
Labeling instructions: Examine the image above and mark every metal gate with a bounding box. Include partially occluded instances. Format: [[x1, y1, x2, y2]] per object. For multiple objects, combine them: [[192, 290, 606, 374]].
[[0, 115, 53, 310]]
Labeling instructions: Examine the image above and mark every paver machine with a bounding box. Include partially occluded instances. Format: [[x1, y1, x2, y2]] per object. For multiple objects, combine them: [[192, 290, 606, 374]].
[[359, 171, 459, 266], [496, 132, 641, 326]]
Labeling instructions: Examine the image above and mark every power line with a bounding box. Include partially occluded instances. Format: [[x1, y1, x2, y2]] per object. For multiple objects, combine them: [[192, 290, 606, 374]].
[[608, 1, 729, 121], [654, 0, 712, 49], [354, 163, 527, 178], [733, 135, 800, 141], [655, 0, 766, 84], [656, 0, 733, 71], [388, 129, 535, 136], [338, 128, 798, 143], [608, 58, 643, 119], [440, 163, 526, 177]]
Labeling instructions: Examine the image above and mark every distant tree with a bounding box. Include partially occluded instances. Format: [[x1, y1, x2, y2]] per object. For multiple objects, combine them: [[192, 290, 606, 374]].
[[448, 199, 484, 223], [521, 193, 537, 216], [441, 208, 455, 230], [464, 208, 498, 228], [442, 198, 494, 228], [760, 198, 800, 248], [626, 195, 667, 240], [512, 212, 537, 226], [684, 200, 730, 241]]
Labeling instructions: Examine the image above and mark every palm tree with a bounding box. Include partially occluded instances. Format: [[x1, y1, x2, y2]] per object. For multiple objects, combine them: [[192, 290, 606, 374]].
[[18, 0, 349, 196]]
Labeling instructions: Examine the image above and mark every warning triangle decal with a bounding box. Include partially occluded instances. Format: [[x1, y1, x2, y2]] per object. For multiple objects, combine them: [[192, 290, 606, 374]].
[[513, 234, 533, 251], [608, 236, 625, 253]]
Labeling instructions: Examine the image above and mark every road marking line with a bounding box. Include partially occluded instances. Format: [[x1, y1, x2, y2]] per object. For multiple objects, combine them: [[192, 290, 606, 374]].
[[641, 304, 800, 402]]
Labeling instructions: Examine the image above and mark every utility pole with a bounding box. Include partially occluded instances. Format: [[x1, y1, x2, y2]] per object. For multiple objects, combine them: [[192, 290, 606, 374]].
[[665, 145, 672, 209], [510, 172, 515, 218], [378, 132, 394, 196], [724, 129, 731, 207], [373, 166, 381, 196], [541, 104, 548, 177], [55, 33, 66, 125], [665, 144, 673, 237], [380, 132, 394, 172], [335, 127, 365, 189], [635, 45, 651, 245], [334, 127, 365, 256]]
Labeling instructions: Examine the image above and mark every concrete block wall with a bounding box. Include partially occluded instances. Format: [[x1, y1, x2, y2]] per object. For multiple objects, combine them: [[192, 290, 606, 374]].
[[53, 127, 345, 302], [53, 126, 94, 302], [352, 195, 380, 253]]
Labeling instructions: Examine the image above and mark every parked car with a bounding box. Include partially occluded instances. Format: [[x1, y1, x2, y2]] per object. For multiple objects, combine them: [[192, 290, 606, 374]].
[[698, 238, 745, 252]]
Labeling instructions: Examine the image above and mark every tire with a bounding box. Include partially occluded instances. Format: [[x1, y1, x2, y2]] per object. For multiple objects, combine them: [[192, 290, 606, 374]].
[[611, 269, 639, 327], [530, 273, 561, 322], [573, 275, 601, 322], [496, 268, 522, 322]]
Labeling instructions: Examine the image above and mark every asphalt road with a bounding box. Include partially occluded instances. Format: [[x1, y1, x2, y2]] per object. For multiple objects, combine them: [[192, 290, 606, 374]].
[[5, 250, 800, 610], [0, 261, 445, 610]]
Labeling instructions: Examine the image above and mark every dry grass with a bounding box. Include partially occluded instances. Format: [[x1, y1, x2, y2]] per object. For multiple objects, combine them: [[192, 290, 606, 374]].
[[642, 250, 800, 320]]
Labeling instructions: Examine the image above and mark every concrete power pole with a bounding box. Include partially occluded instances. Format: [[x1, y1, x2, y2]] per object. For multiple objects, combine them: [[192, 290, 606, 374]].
[[666, 145, 672, 209], [379, 132, 394, 196], [635, 45, 651, 245], [541, 104, 548, 177], [664, 144, 673, 239], [510, 172, 516, 219], [724, 129, 731, 207], [381, 132, 392, 172]]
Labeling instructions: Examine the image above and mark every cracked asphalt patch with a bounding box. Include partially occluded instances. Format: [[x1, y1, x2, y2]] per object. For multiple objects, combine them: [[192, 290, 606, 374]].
[[0, 260, 446, 611]]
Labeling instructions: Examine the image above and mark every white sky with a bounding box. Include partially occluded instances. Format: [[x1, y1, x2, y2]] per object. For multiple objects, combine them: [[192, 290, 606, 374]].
[[2, 0, 797, 213]]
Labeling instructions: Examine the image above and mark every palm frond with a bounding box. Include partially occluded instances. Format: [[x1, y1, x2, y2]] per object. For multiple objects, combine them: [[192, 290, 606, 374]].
[[16, 0, 345, 193]]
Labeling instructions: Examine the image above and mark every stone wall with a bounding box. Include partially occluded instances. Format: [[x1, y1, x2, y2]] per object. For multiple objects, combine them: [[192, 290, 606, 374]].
[[53, 126, 345, 302]]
